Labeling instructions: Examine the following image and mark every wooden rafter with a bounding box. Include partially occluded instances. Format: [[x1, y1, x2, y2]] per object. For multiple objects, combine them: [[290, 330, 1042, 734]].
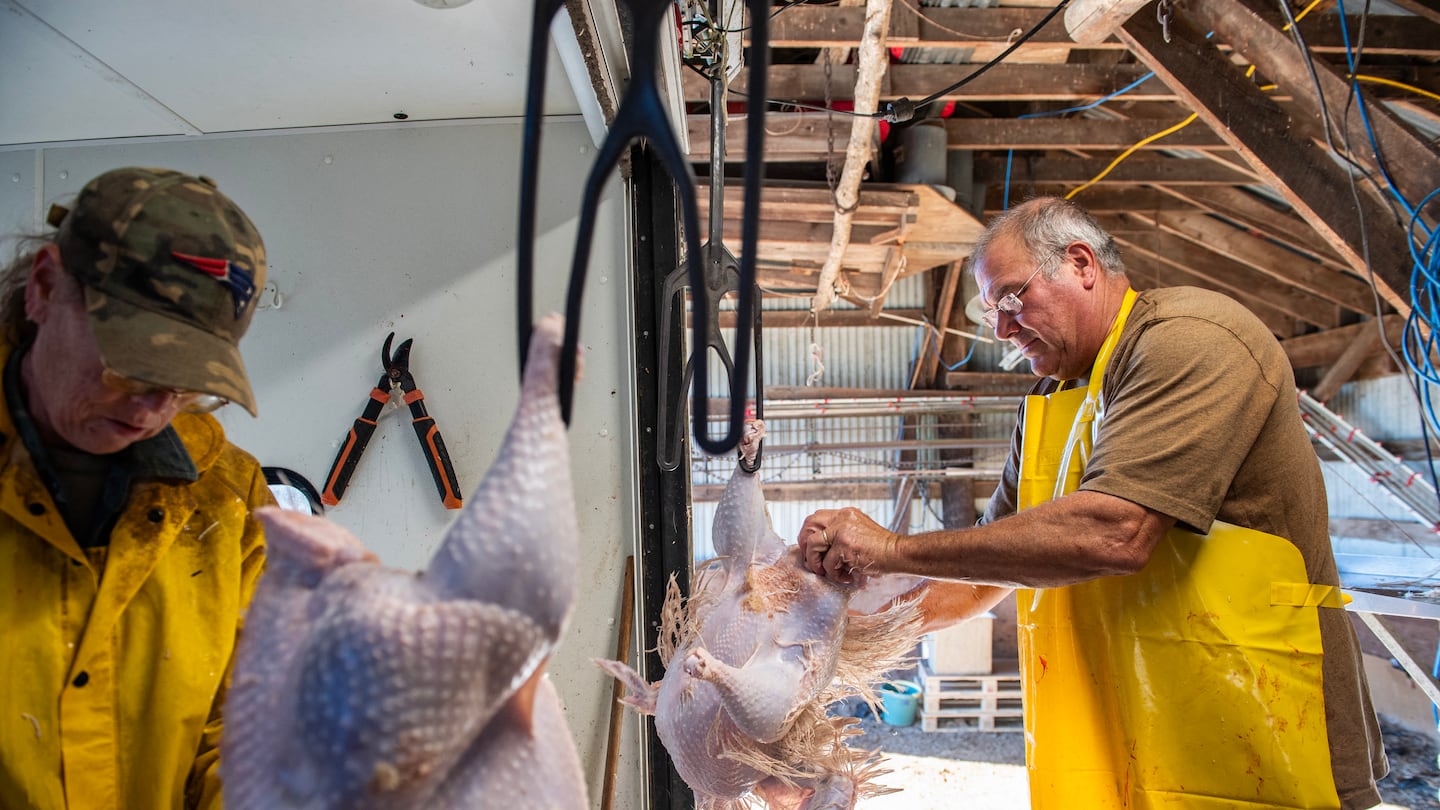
[[682, 64, 1185, 104], [1310, 325, 1383, 402], [940, 118, 1228, 150], [976, 154, 1261, 186], [1384, 0, 1440, 25], [1065, 0, 1151, 45], [1150, 186, 1350, 271], [915, 259, 966, 386], [1205, 0, 1440, 218], [1281, 316, 1405, 369], [1118, 4, 1415, 312], [756, 5, 1440, 56], [1109, 226, 1342, 328], [1119, 209, 1375, 313], [708, 308, 927, 328], [1122, 251, 1300, 337]]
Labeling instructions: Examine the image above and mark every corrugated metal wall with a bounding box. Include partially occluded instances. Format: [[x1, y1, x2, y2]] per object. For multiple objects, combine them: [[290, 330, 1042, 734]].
[[1327, 374, 1426, 442], [691, 275, 1003, 560], [1324, 375, 1438, 526]]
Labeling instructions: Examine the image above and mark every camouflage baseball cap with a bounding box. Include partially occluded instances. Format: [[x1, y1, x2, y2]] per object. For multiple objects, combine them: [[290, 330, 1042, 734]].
[[47, 167, 266, 416]]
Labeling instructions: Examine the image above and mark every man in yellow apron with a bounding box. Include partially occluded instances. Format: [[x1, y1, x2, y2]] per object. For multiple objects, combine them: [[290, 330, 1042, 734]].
[[801, 198, 1387, 809]]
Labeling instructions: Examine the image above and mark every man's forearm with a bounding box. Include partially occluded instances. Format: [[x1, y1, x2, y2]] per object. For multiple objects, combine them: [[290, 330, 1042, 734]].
[[913, 580, 1012, 632], [892, 490, 1172, 588]]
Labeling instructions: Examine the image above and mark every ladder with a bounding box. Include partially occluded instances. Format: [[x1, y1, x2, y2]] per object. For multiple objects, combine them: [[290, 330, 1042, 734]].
[[1298, 391, 1440, 531]]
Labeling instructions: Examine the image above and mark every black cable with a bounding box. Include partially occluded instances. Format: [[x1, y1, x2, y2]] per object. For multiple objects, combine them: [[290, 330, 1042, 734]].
[[688, 0, 1070, 124], [908, 0, 1069, 114], [1280, 1, 1440, 517], [1352, 0, 1440, 516], [1277, 0, 1396, 224]]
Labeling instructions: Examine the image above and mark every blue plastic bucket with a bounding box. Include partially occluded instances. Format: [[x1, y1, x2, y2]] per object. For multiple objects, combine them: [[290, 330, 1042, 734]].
[[879, 680, 922, 727]]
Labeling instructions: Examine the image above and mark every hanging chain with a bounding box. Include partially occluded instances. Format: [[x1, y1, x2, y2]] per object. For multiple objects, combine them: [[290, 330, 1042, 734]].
[[1156, 0, 1174, 44]]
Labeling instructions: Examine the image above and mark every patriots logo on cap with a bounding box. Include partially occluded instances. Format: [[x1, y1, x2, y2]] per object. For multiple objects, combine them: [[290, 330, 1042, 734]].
[[172, 251, 256, 317]]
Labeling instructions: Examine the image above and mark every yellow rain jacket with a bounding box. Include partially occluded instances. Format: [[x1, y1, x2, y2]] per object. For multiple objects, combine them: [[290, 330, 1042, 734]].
[[0, 344, 269, 809]]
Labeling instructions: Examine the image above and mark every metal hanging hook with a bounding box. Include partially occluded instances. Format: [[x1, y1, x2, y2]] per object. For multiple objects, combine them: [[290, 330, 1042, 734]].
[[516, 0, 770, 461]]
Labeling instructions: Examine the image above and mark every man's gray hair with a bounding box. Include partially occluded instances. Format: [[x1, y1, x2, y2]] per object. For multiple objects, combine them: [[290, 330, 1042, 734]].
[[970, 197, 1126, 279]]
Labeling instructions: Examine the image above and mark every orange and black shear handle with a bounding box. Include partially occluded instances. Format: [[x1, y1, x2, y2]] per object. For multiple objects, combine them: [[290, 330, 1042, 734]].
[[322, 332, 463, 509]]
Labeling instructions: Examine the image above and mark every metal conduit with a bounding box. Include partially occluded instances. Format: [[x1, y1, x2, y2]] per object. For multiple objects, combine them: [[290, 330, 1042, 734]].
[[705, 395, 1025, 419], [763, 438, 1010, 453], [1298, 392, 1440, 530]]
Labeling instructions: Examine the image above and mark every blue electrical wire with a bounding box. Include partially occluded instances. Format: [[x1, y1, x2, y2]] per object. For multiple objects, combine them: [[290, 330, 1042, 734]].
[[1334, 0, 1417, 221], [1000, 71, 1158, 210], [912, 322, 981, 374], [1322, 1, 1440, 480], [1399, 187, 1440, 434]]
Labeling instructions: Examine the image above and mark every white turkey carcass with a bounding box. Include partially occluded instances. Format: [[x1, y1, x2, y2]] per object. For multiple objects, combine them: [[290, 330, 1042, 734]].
[[597, 420, 923, 810], [221, 313, 587, 810]]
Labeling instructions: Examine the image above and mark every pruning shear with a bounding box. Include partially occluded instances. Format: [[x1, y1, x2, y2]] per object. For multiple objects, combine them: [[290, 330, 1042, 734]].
[[321, 333, 463, 510]]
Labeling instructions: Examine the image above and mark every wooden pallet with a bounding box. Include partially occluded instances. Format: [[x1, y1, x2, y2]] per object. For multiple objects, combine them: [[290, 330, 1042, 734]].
[[920, 664, 1024, 733], [921, 713, 1026, 732]]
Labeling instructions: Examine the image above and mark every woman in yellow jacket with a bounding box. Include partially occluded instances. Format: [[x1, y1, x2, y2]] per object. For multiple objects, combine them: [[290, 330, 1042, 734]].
[[0, 166, 273, 809]]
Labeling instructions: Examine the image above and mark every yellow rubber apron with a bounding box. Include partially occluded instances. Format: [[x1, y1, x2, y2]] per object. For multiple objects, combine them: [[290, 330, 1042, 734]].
[[1015, 289, 1342, 809]]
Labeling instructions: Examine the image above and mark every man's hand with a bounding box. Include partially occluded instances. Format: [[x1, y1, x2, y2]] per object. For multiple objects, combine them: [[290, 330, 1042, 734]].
[[798, 507, 899, 584]]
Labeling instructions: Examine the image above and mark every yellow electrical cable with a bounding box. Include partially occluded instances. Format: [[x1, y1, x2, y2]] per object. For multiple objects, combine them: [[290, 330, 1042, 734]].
[[1352, 73, 1440, 104], [1282, 0, 1325, 31], [1065, 113, 1201, 200], [1244, 65, 1277, 92], [1060, 8, 1428, 206]]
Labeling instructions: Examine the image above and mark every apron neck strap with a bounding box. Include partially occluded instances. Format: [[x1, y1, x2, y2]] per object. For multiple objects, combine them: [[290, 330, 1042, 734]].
[[1083, 288, 1138, 400]]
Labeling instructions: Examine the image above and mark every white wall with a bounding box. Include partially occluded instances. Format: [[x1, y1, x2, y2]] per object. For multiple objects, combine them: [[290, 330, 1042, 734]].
[[0, 118, 643, 809]]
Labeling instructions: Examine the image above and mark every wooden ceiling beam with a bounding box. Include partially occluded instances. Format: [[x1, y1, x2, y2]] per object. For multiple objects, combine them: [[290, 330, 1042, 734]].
[[1280, 316, 1405, 369], [1152, 186, 1350, 272], [688, 113, 859, 163], [917, 260, 967, 386], [1209, 0, 1440, 220], [700, 181, 918, 224], [1118, 5, 1416, 313], [982, 185, 1196, 213], [1110, 228, 1339, 328], [1383, 0, 1440, 26], [766, 6, 1121, 49], [688, 112, 1427, 162], [1121, 209, 1376, 314], [1066, 0, 1151, 45], [759, 5, 1440, 56], [692, 480, 1000, 503], [684, 64, 1183, 104], [1122, 250, 1301, 337], [975, 155, 1258, 185], [940, 118, 1227, 150], [707, 308, 927, 328], [1235, 5, 1440, 57], [1309, 325, 1383, 403]]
